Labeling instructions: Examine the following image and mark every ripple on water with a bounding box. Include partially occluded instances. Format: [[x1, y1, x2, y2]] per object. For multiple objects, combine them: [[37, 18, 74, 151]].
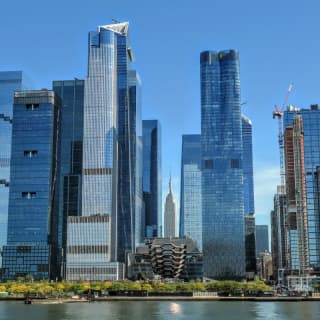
[[1, 300, 320, 320]]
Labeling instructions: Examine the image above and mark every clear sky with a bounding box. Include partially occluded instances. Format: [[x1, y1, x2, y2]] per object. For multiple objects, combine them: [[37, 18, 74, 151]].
[[1, 0, 319, 228]]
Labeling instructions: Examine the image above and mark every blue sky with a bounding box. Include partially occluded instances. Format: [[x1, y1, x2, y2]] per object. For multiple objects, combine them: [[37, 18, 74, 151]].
[[1, 0, 319, 228]]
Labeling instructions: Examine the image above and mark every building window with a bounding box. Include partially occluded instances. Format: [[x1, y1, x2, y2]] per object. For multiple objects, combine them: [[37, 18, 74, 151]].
[[231, 159, 240, 169], [24, 150, 38, 158], [25, 103, 39, 110], [204, 159, 213, 169], [22, 192, 36, 199]]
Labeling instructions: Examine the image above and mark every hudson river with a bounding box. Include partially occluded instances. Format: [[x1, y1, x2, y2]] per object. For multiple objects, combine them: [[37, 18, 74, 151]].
[[0, 301, 320, 320]]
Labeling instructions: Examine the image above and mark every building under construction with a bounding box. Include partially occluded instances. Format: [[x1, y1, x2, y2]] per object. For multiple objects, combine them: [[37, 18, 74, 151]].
[[281, 105, 320, 277]]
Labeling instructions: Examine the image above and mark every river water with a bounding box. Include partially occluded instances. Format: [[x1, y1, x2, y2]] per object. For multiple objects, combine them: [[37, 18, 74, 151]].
[[0, 301, 319, 320]]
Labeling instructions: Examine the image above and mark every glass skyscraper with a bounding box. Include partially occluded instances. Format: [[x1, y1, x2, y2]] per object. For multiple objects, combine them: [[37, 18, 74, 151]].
[[67, 22, 139, 280], [0, 71, 32, 267], [180, 134, 202, 251], [283, 104, 320, 271], [242, 115, 256, 274], [242, 115, 255, 215], [52, 79, 84, 277], [128, 70, 143, 247], [255, 225, 269, 254], [200, 50, 245, 279], [271, 185, 287, 280], [2, 90, 61, 280], [142, 120, 162, 238]]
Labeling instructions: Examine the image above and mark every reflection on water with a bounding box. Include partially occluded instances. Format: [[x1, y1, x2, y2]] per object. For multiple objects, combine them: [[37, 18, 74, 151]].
[[169, 302, 181, 314], [0, 301, 320, 320]]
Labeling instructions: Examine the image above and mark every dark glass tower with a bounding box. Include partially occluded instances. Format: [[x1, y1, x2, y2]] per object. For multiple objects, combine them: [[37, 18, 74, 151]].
[[242, 116, 255, 215], [52, 79, 84, 277], [2, 90, 61, 280], [180, 134, 202, 251], [0, 71, 32, 267], [127, 70, 143, 247], [255, 225, 269, 254], [242, 115, 256, 274], [200, 50, 245, 279], [142, 120, 162, 238]]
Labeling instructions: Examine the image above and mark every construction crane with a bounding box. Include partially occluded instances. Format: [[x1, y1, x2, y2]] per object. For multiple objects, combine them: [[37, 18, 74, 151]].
[[272, 83, 294, 187]]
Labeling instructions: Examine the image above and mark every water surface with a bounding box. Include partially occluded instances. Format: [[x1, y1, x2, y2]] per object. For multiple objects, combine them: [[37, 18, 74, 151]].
[[0, 301, 319, 320]]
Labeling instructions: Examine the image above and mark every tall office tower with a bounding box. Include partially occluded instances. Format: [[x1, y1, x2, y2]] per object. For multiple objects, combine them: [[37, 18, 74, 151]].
[[67, 22, 137, 280], [242, 115, 256, 274], [164, 177, 177, 238], [127, 70, 143, 247], [284, 116, 308, 271], [2, 90, 61, 280], [0, 71, 32, 267], [255, 225, 269, 254], [52, 80, 84, 277], [242, 116, 255, 215], [200, 50, 245, 278], [271, 185, 287, 280], [283, 105, 320, 271], [142, 120, 162, 238], [179, 134, 202, 251], [245, 215, 256, 276]]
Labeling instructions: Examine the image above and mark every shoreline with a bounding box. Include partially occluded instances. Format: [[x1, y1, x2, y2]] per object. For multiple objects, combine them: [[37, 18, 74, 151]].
[[1, 296, 320, 303]]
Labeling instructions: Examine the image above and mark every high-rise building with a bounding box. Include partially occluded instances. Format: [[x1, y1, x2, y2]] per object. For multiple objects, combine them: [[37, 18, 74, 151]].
[[284, 116, 308, 271], [242, 115, 256, 275], [256, 225, 269, 254], [66, 22, 139, 280], [242, 115, 255, 215], [52, 79, 84, 277], [271, 185, 287, 280], [179, 134, 202, 251], [200, 50, 245, 278], [142, 120, 162, 238], [127, 70, 143, 247], [283, 104, 320, 271], [2, 90, 61, 280], [164, 177, 177, 238], [245, 215, 256, 276], [0, 71, 32, 267]]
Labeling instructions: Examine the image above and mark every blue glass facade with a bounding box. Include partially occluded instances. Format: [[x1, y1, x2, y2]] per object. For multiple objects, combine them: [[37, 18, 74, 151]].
[[200, 50, 245, 279], [180, 134, 202, 251], [2, 90, 61, 280], [242, 116, 256, 274], [53, 80, 84, 277], [0, 71, 32, 267], [242, 116, 255, 215], [77, 22, 137, 279], [255, 225, 269, 254], [128, 70, 143, 246], [142, 120, 162, 237], [283, 105, 320, 270]]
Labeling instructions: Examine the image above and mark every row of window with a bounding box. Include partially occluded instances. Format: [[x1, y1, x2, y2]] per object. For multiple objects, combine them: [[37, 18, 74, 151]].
[[24, 150, 38, 157], [204, 159, 240, 169], [25, 103, 39, 110], [21, 192, 36, 199]]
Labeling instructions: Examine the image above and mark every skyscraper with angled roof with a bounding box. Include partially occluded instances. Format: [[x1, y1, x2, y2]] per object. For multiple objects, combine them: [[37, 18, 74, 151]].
[[66, 22, 140, 280]]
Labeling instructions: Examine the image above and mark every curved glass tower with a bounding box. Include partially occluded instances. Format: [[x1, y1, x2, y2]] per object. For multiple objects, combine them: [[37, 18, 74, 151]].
[[200, 50, 245, 279]]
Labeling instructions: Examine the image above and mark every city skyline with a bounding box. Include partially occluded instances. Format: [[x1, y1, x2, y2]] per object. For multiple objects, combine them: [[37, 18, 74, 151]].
[[1, 0, 320, 231]]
